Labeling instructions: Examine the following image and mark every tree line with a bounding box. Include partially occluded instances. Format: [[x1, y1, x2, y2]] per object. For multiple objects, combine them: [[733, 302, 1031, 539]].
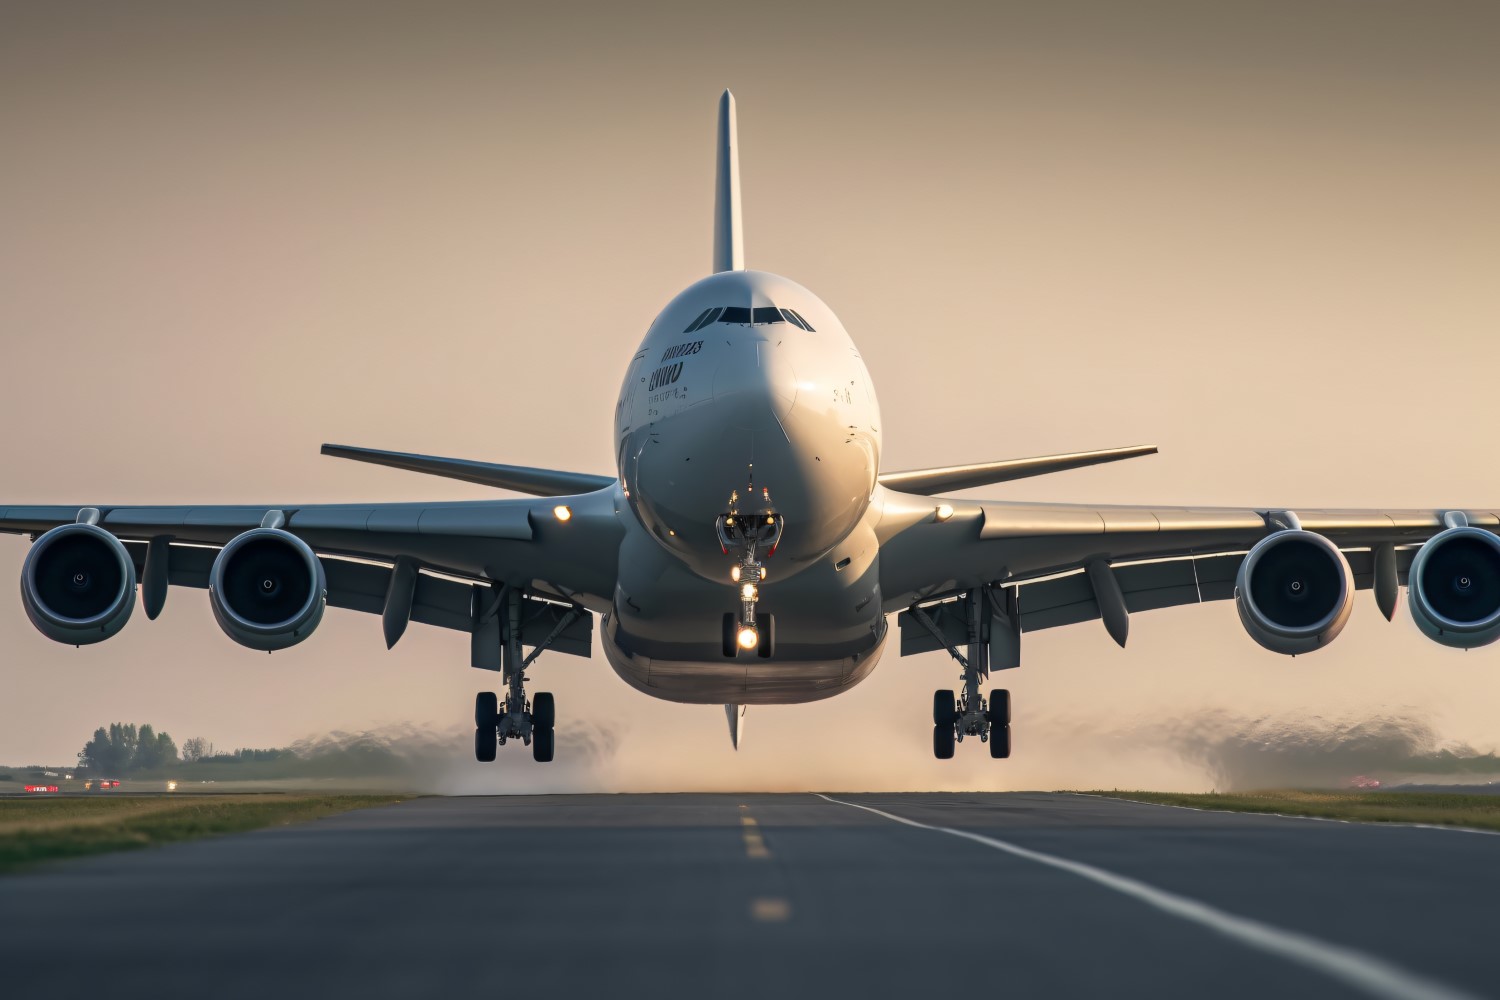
[[78, 723, 295, 775]]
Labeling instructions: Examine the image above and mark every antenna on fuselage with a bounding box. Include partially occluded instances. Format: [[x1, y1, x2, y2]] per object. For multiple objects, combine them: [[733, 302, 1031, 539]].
[[713, 90, 744, 273]]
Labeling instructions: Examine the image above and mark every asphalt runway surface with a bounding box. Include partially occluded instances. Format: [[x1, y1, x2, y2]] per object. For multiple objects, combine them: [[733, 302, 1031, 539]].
[[2, 793, 1496, 1000]]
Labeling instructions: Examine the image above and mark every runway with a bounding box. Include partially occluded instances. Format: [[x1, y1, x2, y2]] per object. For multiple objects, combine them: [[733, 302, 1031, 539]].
[[1, 793, 1495, 1000]]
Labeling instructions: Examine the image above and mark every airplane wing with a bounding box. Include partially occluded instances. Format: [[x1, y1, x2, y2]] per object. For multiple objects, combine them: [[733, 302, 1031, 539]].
[[875, 488, 1500, 655], [0, 490, 621, 661]]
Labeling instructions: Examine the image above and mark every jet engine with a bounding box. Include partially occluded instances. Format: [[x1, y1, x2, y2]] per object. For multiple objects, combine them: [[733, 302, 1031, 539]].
[[208, 528, 326, 651], [1407, 526, 1500, 649], [1234, 530, 1353, 655], [21, 523, 137, 645]]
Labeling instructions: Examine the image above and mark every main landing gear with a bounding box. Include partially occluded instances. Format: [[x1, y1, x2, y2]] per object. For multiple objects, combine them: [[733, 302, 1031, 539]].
[[932, 686, 1010, 760], [475, 688, 555, 764], [911, 588, 1014, 760], [474, 587, 580, 764]]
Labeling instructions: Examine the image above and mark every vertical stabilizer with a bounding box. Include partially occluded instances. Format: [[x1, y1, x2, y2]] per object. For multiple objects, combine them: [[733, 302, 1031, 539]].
[[713, 90, 744, 273]]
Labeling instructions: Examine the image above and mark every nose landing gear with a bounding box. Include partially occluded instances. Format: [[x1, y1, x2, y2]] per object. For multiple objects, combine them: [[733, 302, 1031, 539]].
[[717, 478, 783, 659]]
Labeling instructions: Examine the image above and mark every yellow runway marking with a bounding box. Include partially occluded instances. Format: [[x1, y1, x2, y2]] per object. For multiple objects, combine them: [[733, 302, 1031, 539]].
[[740, 815, 770, 858], [750, 897, 792, 922]]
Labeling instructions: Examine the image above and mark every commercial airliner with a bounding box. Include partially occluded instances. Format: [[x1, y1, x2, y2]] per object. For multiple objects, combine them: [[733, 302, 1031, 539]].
[[6, 93, 1499, 763]]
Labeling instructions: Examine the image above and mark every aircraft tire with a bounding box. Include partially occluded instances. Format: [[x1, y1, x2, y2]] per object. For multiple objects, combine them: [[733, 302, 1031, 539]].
[[933, 724, 955, 760], [722, 613, 738, 658], [533, 692, 555, 729], [475, 691, 498, 729], [532, 726, 555, 763], [988, 688, 1010, 727], [933, 689, 957, 727], [475, 727, 496, 763], [756, 614, 776, 658], [990, 724, 1011, 760]]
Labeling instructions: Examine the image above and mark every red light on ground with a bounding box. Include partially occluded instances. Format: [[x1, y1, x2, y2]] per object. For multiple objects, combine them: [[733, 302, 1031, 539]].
[[24, 785, 59, 793]]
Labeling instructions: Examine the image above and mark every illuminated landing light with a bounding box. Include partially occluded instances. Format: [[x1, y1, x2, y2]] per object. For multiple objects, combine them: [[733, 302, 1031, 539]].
[[737, 627, 759, 650], [935, 504, 954, 522], [553, 505, 573, 522], [740, 583, 759, 601], [731, 566, 742, 583]]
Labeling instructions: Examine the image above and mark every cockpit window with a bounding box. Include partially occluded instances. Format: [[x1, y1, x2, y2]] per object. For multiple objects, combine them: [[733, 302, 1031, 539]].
[[702, 305, 812, 328], [786, 309, 816, 332], [685, 306, 721, 333]]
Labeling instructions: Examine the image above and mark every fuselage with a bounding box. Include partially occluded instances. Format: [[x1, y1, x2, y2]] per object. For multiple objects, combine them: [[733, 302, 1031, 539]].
[[601, 269, 890, 703]]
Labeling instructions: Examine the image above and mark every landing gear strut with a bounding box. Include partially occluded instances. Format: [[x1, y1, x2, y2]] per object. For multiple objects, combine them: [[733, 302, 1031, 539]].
[[717, 474, 782, 659], [474, 587, 580, 764], [912, 589, 1013, 760]]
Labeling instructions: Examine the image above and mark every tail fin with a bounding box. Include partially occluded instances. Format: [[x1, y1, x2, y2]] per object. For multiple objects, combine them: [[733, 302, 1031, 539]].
[[713, 90, 744, 273]]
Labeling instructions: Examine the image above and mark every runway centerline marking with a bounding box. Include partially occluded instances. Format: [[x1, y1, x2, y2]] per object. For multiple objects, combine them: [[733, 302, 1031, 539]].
[[815, 794, 1478, 1000], [741, 814, 770, 858], [750, 897, 791, 922]]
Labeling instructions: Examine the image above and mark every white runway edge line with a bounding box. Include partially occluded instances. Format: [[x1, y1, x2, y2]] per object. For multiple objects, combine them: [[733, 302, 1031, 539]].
[[815, 794, 1478, 1000], [1070, 793, 1500, 838]]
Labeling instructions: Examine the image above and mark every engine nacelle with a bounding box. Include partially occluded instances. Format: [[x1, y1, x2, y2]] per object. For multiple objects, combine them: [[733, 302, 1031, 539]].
[[1235, 529, 1353, 655], [208, 528, 326, 651], [1408, 526, 1500, 649], [21, 523, 137, 645]]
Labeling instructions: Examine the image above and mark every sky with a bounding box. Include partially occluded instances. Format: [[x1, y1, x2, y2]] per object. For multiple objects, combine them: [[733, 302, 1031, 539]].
[[1, 1, 1497, 790]]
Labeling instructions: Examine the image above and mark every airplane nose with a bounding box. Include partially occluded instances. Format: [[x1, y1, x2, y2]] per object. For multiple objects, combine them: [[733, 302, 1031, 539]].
[[712, 338, 797, 421]]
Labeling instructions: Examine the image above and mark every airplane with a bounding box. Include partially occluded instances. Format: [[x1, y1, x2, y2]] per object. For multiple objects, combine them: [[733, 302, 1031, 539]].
[[5, 91, 1499, 763]]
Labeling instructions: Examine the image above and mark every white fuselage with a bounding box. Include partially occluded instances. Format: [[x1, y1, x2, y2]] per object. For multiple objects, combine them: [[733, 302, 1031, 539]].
[[601, 269, 890, 703]]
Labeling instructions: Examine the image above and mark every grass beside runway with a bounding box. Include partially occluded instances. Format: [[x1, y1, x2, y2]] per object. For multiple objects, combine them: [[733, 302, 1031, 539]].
[[1090, 789, 1500, 831], [0, 794, 406, 874]]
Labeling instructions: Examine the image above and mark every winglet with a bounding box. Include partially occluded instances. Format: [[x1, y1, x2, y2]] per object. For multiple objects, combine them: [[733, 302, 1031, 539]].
[[713, 90, 744, 273]]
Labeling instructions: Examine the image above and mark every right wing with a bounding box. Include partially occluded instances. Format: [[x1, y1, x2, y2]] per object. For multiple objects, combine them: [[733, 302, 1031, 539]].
[[0, 489, 622, 655]]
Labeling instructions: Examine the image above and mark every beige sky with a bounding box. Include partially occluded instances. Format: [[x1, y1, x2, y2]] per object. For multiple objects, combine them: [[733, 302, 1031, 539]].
[[1, 2, 1497, 789]]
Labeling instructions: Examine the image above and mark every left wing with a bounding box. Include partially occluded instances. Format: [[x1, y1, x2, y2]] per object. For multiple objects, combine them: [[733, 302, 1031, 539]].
[[876, 488, 1500, 650]]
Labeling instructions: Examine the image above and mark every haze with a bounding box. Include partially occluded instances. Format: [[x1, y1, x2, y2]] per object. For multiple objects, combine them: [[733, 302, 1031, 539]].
[[2, 1, 1497, 790]]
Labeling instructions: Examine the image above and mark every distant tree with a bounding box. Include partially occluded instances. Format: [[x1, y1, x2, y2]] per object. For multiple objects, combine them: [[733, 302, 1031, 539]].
[[80, 722, 179, 774], [181, 737, 208, 763], [132, 725, 178, 770]]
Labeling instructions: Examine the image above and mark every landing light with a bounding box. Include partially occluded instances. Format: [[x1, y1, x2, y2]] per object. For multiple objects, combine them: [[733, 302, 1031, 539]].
[[731, 566, 741, 583], [741, 583, 758, 601], [737, 627, 759, 650], [935, 504, 954, 522], [553, 505, 572, 522]]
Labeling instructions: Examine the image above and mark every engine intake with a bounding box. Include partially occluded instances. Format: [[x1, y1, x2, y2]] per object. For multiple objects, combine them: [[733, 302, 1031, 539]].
[[21, 523, 137, 645], [1235, 529, 1353, 655], [1408, 526, 1500, 649], [209, 528, 326, 651]]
